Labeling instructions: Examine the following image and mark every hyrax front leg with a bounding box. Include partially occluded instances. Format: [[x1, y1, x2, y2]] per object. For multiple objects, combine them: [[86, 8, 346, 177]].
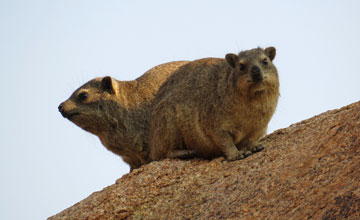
[[214, 131, 247, 161]]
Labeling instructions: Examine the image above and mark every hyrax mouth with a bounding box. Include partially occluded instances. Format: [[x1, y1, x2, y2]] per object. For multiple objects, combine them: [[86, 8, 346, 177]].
[[247, 79, 263, 83], [249, 80, 266, 95], [59, 111, 80, 120], [65, 112, 80, 120]]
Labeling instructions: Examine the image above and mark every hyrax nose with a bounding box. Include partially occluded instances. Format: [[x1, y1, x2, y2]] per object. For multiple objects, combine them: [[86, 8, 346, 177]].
[[251, 66, 262, 82], [58, 103, 64, 112], [58, 103, 69, 118]]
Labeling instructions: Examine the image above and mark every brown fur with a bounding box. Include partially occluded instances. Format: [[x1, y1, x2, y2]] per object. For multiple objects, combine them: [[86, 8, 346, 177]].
[[149, 47, 279, 161], [58, 61, 189, 171]]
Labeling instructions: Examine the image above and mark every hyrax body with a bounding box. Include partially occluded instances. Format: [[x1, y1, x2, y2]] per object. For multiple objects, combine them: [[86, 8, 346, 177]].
[[58, 61, 189, 171], [149, 47, 279, 161]]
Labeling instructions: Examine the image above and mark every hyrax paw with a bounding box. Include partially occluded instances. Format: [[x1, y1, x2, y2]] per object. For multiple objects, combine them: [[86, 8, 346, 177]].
[[251, 145, 265, 153], [243, 151, 253, 158], [226, 152, 246, 161]]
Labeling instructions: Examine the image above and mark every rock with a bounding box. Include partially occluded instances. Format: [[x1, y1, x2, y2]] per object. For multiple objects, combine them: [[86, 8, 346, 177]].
[[48, 101, 360, 220]]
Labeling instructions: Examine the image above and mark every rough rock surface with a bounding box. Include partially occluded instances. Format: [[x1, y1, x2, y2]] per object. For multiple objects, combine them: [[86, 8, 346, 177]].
[[49, 101, 360, 220]]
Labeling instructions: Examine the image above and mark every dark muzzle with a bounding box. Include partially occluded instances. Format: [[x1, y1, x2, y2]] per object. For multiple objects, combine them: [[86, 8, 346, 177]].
[[251, 66, 263, 82]]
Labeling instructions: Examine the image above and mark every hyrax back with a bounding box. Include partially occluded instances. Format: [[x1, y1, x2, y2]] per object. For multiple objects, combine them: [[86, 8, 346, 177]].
[[149, 47, 279, 162], [58, 61, 189, 171]]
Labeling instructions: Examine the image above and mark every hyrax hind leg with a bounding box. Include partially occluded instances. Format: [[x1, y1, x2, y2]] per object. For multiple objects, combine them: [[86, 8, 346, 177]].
[[250, 145, 265, 153], [248, 127, 267, 154], [168, 149, 197, 159], [236, 129, 266, 158], [149, 120, 186, 161], [213, 130, 248, 161], [236, 141, 265, 157]]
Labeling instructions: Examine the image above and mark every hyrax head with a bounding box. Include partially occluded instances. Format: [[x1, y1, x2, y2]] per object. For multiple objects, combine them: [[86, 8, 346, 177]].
[[58, 76, 119, 135], [225, 47, 278, 96]]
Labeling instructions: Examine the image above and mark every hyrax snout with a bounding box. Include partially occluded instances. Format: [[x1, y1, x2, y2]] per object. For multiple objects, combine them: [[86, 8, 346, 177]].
[[149, 47, 279, 162], [250, 66, 262, 82]]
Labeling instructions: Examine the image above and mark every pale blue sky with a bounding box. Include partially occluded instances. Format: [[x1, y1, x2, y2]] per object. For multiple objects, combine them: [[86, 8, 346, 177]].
[[1, 1, 359, 219]]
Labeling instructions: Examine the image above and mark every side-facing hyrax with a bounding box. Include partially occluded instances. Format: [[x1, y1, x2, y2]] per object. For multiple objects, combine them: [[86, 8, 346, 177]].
[[149, 47, 279, 162], [58, 61, 189, 171]]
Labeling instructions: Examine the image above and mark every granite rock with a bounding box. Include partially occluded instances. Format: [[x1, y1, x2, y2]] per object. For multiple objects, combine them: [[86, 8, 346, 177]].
[[49, 101, 360, 220]]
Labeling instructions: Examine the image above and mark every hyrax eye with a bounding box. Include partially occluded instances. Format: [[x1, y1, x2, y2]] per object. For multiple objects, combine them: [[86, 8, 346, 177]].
[[262, 58, 268, 65], [78, 92, 88, 101], [239, 64, 246, 71]]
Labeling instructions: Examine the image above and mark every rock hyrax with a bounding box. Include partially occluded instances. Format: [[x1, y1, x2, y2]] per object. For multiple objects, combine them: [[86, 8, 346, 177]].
[[149, 47, 279, 161], [58, 61, 189, 171]]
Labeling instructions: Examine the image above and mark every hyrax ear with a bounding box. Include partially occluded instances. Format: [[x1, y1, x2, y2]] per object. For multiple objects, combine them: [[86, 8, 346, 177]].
[[265, 47, 276, 61], [225, 53, 238, 68], [101, 76, 115, 94]]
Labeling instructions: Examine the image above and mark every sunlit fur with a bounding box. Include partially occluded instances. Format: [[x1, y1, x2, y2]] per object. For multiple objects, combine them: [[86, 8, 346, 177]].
[[59, 61, 189, 170], [149, 47, 280, 161]]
